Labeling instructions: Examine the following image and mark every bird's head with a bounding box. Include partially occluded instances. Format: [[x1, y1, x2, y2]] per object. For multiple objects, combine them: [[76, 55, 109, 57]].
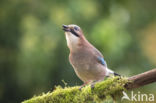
[[62, 24, 85, 50]]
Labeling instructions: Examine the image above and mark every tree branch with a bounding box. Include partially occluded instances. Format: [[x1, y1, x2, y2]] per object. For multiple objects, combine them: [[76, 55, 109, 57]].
[[22, 68, 156, 103], [125, 68, 156, 89]]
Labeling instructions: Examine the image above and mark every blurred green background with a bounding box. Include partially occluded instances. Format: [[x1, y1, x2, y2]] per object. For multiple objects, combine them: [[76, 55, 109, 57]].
[[0, 0, 156, 103]]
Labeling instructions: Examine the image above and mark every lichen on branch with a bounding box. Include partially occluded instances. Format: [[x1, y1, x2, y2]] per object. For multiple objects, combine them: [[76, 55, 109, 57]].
[[22, 77, 128, 103]]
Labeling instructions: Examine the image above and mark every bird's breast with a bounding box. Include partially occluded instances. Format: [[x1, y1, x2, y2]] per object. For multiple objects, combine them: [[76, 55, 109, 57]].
[[69, 53, 106, 82], [69, 51, 92, 69]]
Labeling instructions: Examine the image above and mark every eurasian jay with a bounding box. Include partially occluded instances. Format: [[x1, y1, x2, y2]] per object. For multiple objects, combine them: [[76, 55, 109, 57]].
[[62, 24, 120, 88]]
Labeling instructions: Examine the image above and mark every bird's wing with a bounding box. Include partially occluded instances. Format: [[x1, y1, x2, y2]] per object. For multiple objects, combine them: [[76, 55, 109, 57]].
[[90, 46, 107, 67], [97, 56, 107, 67]]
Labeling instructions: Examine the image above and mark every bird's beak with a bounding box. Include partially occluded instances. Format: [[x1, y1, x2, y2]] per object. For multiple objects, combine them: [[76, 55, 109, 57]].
[[62, 24, 70, 32]]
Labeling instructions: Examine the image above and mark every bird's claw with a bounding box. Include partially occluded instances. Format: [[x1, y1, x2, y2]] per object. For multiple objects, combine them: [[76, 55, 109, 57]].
[[90, 83, 95, 89], [79, 86, 83, 91], [79, 83, 87, 90]]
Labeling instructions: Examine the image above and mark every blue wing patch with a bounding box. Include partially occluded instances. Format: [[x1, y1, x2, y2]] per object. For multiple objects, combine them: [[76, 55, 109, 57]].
[[97, 57, 107, 67]]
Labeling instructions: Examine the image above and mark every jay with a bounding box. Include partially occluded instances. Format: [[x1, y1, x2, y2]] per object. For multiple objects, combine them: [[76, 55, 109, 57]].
[[62, 24, 120, 88]]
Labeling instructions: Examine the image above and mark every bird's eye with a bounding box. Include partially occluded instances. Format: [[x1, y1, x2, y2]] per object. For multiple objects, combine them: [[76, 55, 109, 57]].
[[74, 26, 79, 31]]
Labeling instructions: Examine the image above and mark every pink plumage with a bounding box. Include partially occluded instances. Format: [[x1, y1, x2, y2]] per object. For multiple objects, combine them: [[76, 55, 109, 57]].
[[62, 24, 119, 87]]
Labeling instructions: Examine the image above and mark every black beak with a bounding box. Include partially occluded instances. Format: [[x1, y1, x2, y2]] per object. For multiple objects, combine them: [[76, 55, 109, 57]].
[[62, 24, 68, 28], [62, 24, 70, 32], [62, 24, 79, 37]]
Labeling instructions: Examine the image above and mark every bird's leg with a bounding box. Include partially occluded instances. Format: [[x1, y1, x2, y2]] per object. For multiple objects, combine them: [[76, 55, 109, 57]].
[[90, 80, 103, 89], [90, 81, 97, 89], [79, 82, 89, 90]]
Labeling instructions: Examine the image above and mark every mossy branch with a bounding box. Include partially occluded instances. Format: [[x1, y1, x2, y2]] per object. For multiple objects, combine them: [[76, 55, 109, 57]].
[[22, 68, 156, 103]]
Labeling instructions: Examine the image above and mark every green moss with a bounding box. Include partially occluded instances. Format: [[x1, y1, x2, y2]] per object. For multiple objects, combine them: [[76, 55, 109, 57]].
[[22, 77, 128, 103]]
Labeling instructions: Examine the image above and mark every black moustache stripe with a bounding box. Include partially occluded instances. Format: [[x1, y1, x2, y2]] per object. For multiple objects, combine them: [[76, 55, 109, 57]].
[[70, 29, 79, 37]]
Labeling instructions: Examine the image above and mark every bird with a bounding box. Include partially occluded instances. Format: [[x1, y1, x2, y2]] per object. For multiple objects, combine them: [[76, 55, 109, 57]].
[[62, 24, 120, 88]]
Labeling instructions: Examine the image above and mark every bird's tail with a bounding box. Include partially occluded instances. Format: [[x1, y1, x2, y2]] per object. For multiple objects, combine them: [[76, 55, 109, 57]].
[[114, 72, 121, 76], [106, 68, 121, 77]]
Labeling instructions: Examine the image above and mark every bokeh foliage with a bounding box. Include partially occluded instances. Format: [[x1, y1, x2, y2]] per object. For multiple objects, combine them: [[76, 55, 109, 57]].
[[0, 0, 155, 103]]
